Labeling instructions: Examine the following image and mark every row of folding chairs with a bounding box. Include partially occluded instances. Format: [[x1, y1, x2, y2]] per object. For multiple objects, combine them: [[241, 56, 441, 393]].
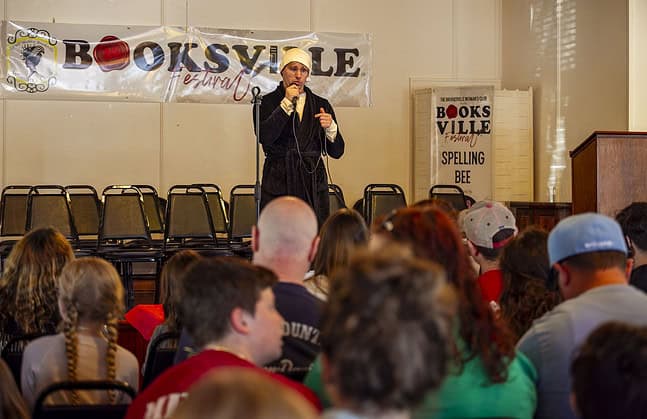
[[0, 183, 473, 246], [0, 184, 254, 308], [0, 184, 251, 245], [0, 183, 415, 246]]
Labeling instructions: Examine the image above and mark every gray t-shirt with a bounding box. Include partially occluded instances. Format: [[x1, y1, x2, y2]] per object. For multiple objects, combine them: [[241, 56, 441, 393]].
[[21, 332, 139, 410], [517, 284, 647, 419]]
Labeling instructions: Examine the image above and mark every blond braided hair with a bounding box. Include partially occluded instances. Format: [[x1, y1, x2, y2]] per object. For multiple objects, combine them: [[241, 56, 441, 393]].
[[62, 306, 81, 405], [58, 257, 125, 405], [105, 312, 119, 404]]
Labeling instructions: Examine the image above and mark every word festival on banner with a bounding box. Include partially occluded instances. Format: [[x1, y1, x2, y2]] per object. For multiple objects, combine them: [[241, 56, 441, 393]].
[[2, 21, 372, 106]]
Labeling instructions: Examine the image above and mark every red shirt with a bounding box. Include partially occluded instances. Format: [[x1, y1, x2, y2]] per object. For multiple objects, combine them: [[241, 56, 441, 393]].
[[477, 269, 504, 303], [125, 350, 320, 419]]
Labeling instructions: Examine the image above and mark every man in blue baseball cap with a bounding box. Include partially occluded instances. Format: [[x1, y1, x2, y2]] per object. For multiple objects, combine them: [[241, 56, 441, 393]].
[[517, 213, 647, 419]]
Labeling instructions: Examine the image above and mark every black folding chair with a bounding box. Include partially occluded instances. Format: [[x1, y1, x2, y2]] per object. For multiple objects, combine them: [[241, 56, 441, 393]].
[[0, 185, 31, 238], [97, 185, 163, 308], [191, 183, 230, 236], [132, 185, 165, 235], [362, 184, 407, 225], [0, 185, 31, 268], [227, 185, 256, 259], [66, 185, 102, 237], [1, 332, 46, 388], [164, 185, 232, 257], [26, 185, 79, 244], [228, 185, 256, 242], [32, 380, 137, 419], [328, 184, 346, 215], [429, 184, 472, 211], [142, 332, 179, 389]]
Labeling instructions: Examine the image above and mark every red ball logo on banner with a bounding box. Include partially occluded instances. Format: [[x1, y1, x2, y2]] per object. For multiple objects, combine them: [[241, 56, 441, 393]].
[[446, 104, 458, 119], [93, 35, 130, 72]]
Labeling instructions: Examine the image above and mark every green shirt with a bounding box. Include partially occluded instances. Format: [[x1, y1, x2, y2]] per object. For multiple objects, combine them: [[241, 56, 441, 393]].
[[304, 344, 537, 419]]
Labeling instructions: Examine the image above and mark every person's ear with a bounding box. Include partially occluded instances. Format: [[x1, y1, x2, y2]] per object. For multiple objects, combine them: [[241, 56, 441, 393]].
[[251, 225, 260, 253], [230, 307, 252, 335], [554, 262, 570, 291], [307, 236, 320, 263], [625, 257, 634, 281], [466, 240, 478, 257]]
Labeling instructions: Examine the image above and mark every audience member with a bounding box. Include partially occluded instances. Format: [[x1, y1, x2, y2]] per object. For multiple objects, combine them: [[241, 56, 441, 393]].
[[0, 228, 74, 349], [142, 250, 201, 372], [0, 358, 28, 419], [170, 367, 317, 419], [518, 213, 647, 419], [616, 202, 647, 292], [21, 257, 139, 409], [461, 200, 517, 305], [305, 208, 368, 300], [252, 196, 323, 381], [499, 227, 562, 341], [125, 257, 320, 419], [320, 246, 456, 419], [305, 206, 537, 418], [570, 321, 647, 419], [412, 198, 459, 222]]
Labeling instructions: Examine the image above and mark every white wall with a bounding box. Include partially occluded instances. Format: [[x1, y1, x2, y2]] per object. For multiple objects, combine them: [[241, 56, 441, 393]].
[[502, 0, 628, 202], [629, 0, 647, 130], [0, 0, 502, 205]]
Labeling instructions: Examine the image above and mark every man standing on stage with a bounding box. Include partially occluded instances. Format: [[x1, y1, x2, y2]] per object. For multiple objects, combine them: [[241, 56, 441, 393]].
[[255, 47, 345, 226]]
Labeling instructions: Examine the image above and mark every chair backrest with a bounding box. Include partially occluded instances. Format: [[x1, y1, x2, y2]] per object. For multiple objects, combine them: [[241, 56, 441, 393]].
[[32, 380, 137, 419], [99, 185, 152, 246], [1, 333, 46, 388], [229, 185, 257, 241], [26, 185, 78, 241], [142, 331, 179, 389], [191, 183, 229, 234], [0, 185, 31, 237], [429, 184, 469, 211], [65, 185, 101, 236], [328, 183, 346, 214], [133, 185, 164, 234], [363, 184, 407, 225], [164, 185, 218, 247]]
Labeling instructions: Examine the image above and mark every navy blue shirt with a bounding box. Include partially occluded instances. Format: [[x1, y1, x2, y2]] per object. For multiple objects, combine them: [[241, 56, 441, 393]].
[[265, 282, 323, 382]]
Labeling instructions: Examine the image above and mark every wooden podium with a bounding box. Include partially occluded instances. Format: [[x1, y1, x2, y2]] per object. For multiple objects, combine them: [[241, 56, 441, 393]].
[[571, 131, 647, 216]]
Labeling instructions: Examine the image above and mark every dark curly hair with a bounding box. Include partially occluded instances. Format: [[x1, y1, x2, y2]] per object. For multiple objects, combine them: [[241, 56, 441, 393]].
[[499, 227, 562, 341], [373, 206, 514, 383], [321, 245, 456, 412]]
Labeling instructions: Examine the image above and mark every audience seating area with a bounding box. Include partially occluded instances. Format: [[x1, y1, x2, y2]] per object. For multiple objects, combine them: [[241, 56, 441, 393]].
[[0, 181, 411, 309]]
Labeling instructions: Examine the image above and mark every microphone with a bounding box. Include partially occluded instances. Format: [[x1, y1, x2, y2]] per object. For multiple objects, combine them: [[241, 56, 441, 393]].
[[290, 83, 298, 109]]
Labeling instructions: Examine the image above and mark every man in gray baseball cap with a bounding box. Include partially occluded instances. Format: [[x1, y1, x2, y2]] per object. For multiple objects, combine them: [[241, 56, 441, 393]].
[[517, 213, 647, 419]]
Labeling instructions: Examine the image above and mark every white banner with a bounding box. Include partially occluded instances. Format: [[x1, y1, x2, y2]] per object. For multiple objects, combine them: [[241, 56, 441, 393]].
[[431, 86, 494, 200], [2, 21, 372, 106]]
